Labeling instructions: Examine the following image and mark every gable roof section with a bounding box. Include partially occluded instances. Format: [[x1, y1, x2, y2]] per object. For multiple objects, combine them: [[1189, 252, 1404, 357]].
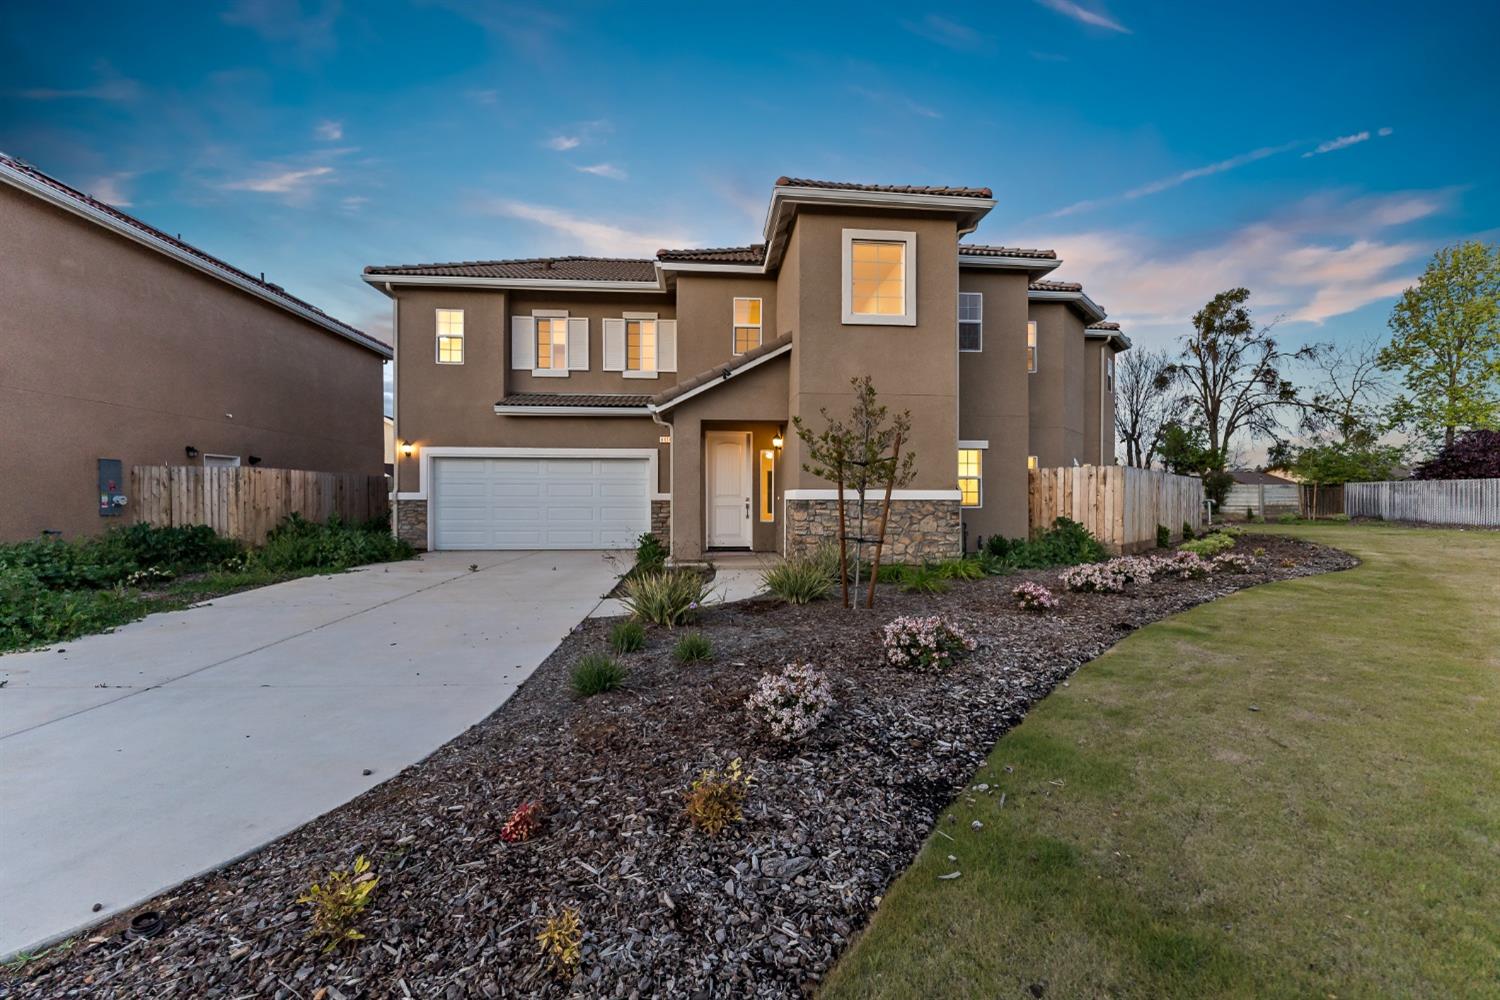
[[961, 244, 1057, 260], [1029, 279, 1109, 325], [656, 245, 767, 265], [775, 177, 994, 199], [0, 152, 388, 358], [651, 333, 793, 412], [365, 255, 657, 282], [1085, 320, 1131, 351]]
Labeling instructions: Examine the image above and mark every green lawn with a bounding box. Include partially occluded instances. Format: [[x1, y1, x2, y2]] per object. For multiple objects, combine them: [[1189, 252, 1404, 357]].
[[823, 524, 1500, 1000]]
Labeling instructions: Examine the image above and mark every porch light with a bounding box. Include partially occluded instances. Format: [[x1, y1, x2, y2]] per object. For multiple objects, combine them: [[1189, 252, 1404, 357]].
[[772, 428, 784, 450], [398, 440, 416, 457], [184, 445, 199, 460]]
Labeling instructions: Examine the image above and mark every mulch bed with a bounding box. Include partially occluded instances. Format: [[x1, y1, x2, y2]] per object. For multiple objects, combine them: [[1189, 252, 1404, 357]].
[[8, 534, 1354, 999]]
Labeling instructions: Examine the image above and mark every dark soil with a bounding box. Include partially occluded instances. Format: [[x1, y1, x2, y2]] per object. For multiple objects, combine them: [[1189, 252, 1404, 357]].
[[6, 534, 1354, 999]]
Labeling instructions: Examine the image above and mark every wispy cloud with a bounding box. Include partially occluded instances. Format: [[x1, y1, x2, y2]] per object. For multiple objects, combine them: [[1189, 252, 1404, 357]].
[[901, 14, 987, 51], [18, 62, 141, 102], [1049, 142, 1298, 217], [1302, 127, 1395, 157], [1036, 0, 1130, 34], [341, 195, 369, 212], [1017, 189, 1450, 335], [480, 200, 696, 257], [544, 119, 610, 152], [221, 165, 334, 194], [576, 163, 627, 180], [221, 0, 339, 53], [314, 120, 343, 141], [88, 174, 134, 206], [850, 85, 941, 120], [546, 135, 582, 151]]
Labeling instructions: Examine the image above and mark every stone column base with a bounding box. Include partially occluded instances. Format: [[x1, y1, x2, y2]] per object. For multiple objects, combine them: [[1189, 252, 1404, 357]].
[[394, 499, 428, 550], [650, 499, 671, 552], [785, 498, 961, 563]]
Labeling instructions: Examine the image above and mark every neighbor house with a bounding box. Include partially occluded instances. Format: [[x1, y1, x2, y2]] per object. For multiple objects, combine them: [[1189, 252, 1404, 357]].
[[0, 153, 391, 542], [368, 177, 1129, 560]]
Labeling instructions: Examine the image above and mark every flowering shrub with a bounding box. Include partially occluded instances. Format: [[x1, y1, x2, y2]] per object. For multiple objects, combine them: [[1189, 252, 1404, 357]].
[[500, 801, 544, 843], [537, 906, 583, 977], [1212, 552, 1256, 574], [684, 757, 754, 835], [1110, 556, 1165, 584], [746, 663, 835, 741], [881, 615, 976, 671], [1012, 581, 1059, 612], [1059, 562, 1129, 593], [1158, 551, 1213, 580]]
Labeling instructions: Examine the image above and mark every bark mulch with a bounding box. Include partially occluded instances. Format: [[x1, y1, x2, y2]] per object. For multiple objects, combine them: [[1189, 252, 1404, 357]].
[[7, 534, 1354, 1000]]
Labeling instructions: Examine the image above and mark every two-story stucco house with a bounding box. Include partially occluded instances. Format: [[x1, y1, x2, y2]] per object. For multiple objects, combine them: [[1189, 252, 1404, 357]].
[[367, 178, 1129, 561]]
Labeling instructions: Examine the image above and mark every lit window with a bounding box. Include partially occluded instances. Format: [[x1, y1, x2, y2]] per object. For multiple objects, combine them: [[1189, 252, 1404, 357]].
[[760, 449, 775, 522], [959, 292, 982, 351], [850, 239, 905, 317], [536, 317, 567, 370], [1027, 321, 1038, 373], [958, 449, 982, 508], [626, 319, 657, 372], [1027, 455, 1038, 471], [1106, 353, 1115, 392], [733, 297, 762, 354], [436, 308, 464, 364]]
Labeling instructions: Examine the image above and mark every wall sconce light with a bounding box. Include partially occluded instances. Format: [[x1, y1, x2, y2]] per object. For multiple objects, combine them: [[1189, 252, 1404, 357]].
[[398, 440, 416, 457], [184, 445, 200, 460], [771, 427, 785, 450], [248, 455, 262, 466]]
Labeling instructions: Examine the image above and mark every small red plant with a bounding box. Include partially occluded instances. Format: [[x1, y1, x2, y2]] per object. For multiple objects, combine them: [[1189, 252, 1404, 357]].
[[500, 801, 544, 843]]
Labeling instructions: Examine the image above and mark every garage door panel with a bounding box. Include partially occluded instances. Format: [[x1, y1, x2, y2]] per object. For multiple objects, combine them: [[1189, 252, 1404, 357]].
[[432, 456, 650, 550]]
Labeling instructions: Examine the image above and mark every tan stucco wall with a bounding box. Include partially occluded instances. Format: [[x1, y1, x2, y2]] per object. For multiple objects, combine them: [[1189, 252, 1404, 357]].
[[1083, 339, 1119, 465], [781, 208, 960, 492], [0, 184, 384, 542], [672, 273, 779, 377], [506, 292, 676, 395], [1027, 301, 1087, 468], [958, 270, 1031, 544]]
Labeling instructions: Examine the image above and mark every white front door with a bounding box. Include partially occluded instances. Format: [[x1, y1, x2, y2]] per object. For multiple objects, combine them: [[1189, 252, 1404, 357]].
[[706, 432, 752, 548]]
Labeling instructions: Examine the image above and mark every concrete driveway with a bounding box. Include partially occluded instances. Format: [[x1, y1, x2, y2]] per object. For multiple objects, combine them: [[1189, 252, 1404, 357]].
[[0, 549, 622, 959]]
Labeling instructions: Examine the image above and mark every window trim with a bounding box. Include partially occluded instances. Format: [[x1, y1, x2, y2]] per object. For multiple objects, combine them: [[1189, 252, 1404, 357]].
[[1027, 320, 1038, 373], [532, 309, 569, 378], [958, 291, 982, 352], [759, 448, 775, 522], [957, 444, 985, 509], [435, 307, 464, 365], [841, 228, 917, 326], [622, 310, 659, 379], [733, 296, 763, 356]]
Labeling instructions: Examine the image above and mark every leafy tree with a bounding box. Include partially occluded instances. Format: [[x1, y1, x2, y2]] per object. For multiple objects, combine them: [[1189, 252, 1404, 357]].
[[1413, 429, 1500, 480], [792, 376, 915, 608], [1286, 438, 1404, 518], [1378, 240, 1500, 450], [1157, 422, 1232, 511], [1114, 347, 1179, 467], [1168, 288, 1319, 463]]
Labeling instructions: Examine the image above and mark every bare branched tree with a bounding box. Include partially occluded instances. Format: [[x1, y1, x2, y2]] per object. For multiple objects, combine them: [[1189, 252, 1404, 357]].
[[1167, 287, 1320, 465], [1298, 337, 1394, 446], [1114, 347, 1179, 467]]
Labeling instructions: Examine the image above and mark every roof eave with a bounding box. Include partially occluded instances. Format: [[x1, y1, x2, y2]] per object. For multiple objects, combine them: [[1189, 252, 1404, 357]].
[[651, 341, 794, 414], [1086, 330, 1132, 350], [958, 254, 1063, 280], [362, 272, 665, 294], [761, 185, 997, 271], [0, 160, 389, 359], [1028, 288, 1108, 324], [492, 404, 654, 417]]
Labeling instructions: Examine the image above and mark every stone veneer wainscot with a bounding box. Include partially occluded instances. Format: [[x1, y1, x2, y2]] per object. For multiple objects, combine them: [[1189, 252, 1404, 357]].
[[784, 498, 962, 563], [394, 499, 428, 550]]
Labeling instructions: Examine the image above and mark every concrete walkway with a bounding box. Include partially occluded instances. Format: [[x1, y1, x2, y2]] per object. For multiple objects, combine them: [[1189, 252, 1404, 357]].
[[0, 550, 621, 959]]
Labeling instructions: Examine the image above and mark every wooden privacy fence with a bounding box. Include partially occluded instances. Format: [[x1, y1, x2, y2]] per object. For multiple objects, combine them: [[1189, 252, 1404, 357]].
[[1299, 483, 1346, 518], [1029, 465, 1205, 554], [1345, 478, 1500, 527], [132, 466, 390, 546]]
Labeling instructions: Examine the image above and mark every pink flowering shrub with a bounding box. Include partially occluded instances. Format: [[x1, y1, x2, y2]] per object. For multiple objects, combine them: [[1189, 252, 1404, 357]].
[[1012, 581, 1059, 612], [1059, 562, 1129, 593], [1158, 551, 1213, 580], [745, 663, 835, 741], [1211, 552, 1256, 574], [881, 615, 977, 671]]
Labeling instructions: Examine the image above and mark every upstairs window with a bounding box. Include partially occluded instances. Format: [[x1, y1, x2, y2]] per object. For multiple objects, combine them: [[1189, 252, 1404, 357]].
[[436, 308, 464, 364], [733, 297, 762, 354], [842, 229, 917, 325], [1105, 353, 1115, 392], [1027, 321, 1038, 373], [958, 448, 983, 508], [536, 316, 567, 371], [626, 318, 657, 372], [959, 292, 982, 351]]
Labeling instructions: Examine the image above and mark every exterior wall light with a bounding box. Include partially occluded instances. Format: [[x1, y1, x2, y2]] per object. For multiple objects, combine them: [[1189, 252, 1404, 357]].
[[772, 428, 784, 450], [184, 445, 200, 460], [398, 440, 416, 457]]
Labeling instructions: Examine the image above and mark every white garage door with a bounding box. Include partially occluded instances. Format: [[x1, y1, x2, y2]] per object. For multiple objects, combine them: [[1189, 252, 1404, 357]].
[[431, 457, 650, 550]]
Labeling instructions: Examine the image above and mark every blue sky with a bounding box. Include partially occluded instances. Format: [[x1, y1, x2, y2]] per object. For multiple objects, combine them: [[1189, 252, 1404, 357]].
[[3, 0, 1498, 441]]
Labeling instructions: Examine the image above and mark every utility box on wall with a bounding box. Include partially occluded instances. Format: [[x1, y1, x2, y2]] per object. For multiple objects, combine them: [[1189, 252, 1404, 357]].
[[98, 458, 127, 517]]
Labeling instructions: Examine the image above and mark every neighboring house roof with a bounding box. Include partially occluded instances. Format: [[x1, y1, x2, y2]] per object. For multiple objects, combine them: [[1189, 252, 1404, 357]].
[[1085, 320, 1131, 350], [775, 177, 994, 199], [651, 333, 794, 412], [0, 152, 388, 358], [656, 245, 767, 264], [1231, 470, 1297, 485], [1029, 279, 1109, 326], [960, 244, 1057, 260], [365, 256, 658, 282]]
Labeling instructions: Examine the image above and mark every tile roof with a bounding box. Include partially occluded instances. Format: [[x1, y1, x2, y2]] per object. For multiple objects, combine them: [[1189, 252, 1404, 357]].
[[1230, 469, 1296, 486], [656, 244, 767, 264], [1030, 280, 1084, 292], [0, 152, 386, 356], [652, 333, 794, 409], [775, 177, 993, 199], [365, 256, 658, 282], [959, 244, 1058, 260], [1087, 321, 1121, 331], [496, 393, 653, 408]]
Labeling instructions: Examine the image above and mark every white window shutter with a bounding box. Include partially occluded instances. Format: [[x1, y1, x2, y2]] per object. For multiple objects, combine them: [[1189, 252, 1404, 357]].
[[567, 317, 589, 370], [657, 319, 677, 372], [602, 318, 626, 371], [510, 316, 535, 370]]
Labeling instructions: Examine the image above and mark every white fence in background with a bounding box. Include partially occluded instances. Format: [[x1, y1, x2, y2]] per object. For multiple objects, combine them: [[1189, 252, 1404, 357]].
[[1225, 482, 1300, 518], [1345, 478, 1500, 527]]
